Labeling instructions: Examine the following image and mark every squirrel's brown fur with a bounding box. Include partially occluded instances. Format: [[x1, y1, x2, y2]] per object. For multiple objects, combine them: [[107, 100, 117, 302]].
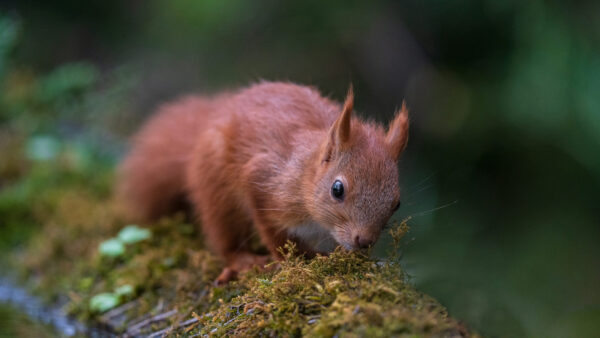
[[117, 82, 409, 283]]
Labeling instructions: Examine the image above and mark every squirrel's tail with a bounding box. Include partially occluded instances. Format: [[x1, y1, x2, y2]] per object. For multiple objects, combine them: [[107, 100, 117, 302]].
[[116, 96, 212, 222]]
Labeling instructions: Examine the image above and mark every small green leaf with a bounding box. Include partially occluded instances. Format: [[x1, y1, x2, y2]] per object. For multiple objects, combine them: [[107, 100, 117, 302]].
[[25, 136, 61, 161], [89, 293, 120, 313], [99, 238, 125, 257], [114, 284, 134, 297], [117, 225, 151, 244]]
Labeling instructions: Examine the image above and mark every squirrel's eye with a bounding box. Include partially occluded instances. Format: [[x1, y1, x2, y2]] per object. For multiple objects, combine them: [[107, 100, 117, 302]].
[[393, 201, 401, 211], [331, 180, 344, 200]]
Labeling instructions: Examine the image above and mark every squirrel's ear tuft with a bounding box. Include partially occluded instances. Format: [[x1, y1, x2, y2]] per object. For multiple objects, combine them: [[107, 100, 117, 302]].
[[322, 85, 354, 162], [336, 84, 354, 145], [386, 101, 410, 160]]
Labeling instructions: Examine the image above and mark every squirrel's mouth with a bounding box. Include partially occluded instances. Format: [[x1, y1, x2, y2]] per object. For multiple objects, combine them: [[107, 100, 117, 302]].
[[338, 242, 356, 251], [330, 231, 358, 251], [338, 242, 372, 252], [332, 228, 381, 252]]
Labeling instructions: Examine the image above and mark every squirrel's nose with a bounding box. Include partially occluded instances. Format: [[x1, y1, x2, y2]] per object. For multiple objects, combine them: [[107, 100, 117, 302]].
[[354, 235, 374, 249]]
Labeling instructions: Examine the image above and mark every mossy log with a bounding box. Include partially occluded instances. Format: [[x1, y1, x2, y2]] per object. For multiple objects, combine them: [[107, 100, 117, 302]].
[[0, 143, 473, 337]]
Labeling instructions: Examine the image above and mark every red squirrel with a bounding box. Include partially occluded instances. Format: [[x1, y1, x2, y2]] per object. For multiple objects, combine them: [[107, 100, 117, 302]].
[[117, 81, 409, 284]]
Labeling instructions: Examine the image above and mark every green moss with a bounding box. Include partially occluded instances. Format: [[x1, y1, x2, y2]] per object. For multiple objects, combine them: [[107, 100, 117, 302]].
[[195, 243, 467, 337]]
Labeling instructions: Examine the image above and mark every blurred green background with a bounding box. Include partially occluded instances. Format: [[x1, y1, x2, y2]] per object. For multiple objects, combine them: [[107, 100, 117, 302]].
[[1, 0, 599, 336]]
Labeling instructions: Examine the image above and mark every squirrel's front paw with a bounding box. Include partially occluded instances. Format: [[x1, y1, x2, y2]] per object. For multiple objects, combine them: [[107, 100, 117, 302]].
[[214, 253, 272, 285], [214, 267, 238, 285]]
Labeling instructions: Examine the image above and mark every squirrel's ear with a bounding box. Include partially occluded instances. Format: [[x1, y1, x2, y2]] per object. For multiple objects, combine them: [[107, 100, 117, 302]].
[[386, 101, 410, 160], [322, 85, 353, 162]]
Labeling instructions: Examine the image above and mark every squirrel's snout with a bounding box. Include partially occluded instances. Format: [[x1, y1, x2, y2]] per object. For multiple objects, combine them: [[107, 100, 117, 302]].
[[353, 234, 375, 249]]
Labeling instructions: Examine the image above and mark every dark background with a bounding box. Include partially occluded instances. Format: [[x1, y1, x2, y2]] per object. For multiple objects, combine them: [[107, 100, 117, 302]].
[[1, 1, 599, 336]]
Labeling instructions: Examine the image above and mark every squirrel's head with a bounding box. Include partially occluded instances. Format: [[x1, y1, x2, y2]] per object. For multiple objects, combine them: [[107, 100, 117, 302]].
[[307, 86, 409, 251]]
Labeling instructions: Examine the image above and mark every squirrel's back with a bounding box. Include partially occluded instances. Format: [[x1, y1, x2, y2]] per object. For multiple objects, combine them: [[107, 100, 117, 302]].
[[117, 82, 339, 221], [214, 82, 342, 167]]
